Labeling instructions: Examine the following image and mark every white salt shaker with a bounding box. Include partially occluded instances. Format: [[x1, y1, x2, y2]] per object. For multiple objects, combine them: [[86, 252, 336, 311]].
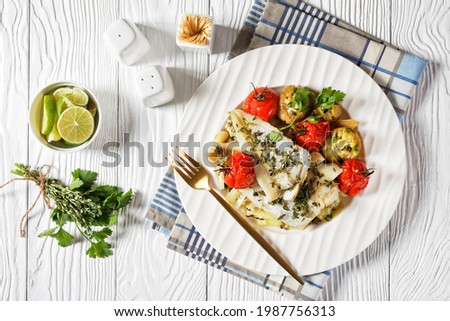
[[135, 65, 175, 108], [103, 19, 150, 65], [176, 13, 214, 54]]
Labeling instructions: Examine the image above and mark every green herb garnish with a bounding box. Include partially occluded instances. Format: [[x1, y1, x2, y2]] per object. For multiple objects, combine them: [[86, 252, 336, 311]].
[[9, 164, 133, 258], [316, 87, 346, 109], [289, 87, 314, 113], [305, 114, 323, 124], [267, 130, 283, 143]]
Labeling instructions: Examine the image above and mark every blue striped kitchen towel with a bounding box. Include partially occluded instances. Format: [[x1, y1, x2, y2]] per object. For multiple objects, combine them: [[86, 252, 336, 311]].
[[147, 0, 428, 300], [229, 0, 427, 113]]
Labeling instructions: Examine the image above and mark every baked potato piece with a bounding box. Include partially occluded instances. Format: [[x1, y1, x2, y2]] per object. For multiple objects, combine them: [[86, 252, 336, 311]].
[[335, 119, 359, 130], [313, 104, 342, 122], [324, 127, 361, 162], [278, 85, 315, 124]]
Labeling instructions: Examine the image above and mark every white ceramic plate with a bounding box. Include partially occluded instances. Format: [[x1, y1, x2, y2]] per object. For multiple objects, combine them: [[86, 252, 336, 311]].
[[175, 44, 406, 275]]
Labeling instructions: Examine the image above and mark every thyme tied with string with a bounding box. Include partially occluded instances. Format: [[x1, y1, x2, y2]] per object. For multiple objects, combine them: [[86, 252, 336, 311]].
[[3, 164, 133, 258]]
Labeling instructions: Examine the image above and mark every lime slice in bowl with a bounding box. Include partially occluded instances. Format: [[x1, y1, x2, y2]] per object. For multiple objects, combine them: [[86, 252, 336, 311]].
[[57, 106, 94, 145], [41, 95, 56, 135], [53, 87, 73, 101], [71, 87, 89, 106]]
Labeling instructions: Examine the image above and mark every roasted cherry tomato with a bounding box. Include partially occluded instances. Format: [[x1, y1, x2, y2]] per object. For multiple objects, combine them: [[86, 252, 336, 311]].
[[336, 159, 373, 196], [223, 152, 256, 189], [243, 86, 279, 122], [291, 118, 330, 151]]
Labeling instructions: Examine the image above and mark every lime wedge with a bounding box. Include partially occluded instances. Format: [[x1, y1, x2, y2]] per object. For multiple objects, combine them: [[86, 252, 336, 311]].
[[41, 95, 56, 135], [47, 122, 61, 143], [53, 87, 73, 101], [71, 87, 89, 106], [57, 106, 94, 145]]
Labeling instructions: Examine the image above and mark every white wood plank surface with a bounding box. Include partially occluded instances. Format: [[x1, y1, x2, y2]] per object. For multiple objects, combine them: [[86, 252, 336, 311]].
[[389, 0, 450, 300], [0, 0, 448, 301], [0, 0, 29, 301]]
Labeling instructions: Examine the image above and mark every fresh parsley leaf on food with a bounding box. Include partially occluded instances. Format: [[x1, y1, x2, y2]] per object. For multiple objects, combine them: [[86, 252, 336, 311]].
[[267, 130, 283, 143], [316, 87, 346, 109], [289, 87, 315, 113]]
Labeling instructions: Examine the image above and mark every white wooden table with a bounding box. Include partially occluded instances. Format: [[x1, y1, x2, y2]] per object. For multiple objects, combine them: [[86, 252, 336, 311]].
[[0, 0, 448, 301]]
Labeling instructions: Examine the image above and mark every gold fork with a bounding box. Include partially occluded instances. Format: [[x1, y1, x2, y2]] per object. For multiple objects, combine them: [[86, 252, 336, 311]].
[[169, 147, 304, 285]]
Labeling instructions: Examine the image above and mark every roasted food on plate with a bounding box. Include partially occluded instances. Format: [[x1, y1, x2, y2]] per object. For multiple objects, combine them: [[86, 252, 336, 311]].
[[211, 84, 372, 229]]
